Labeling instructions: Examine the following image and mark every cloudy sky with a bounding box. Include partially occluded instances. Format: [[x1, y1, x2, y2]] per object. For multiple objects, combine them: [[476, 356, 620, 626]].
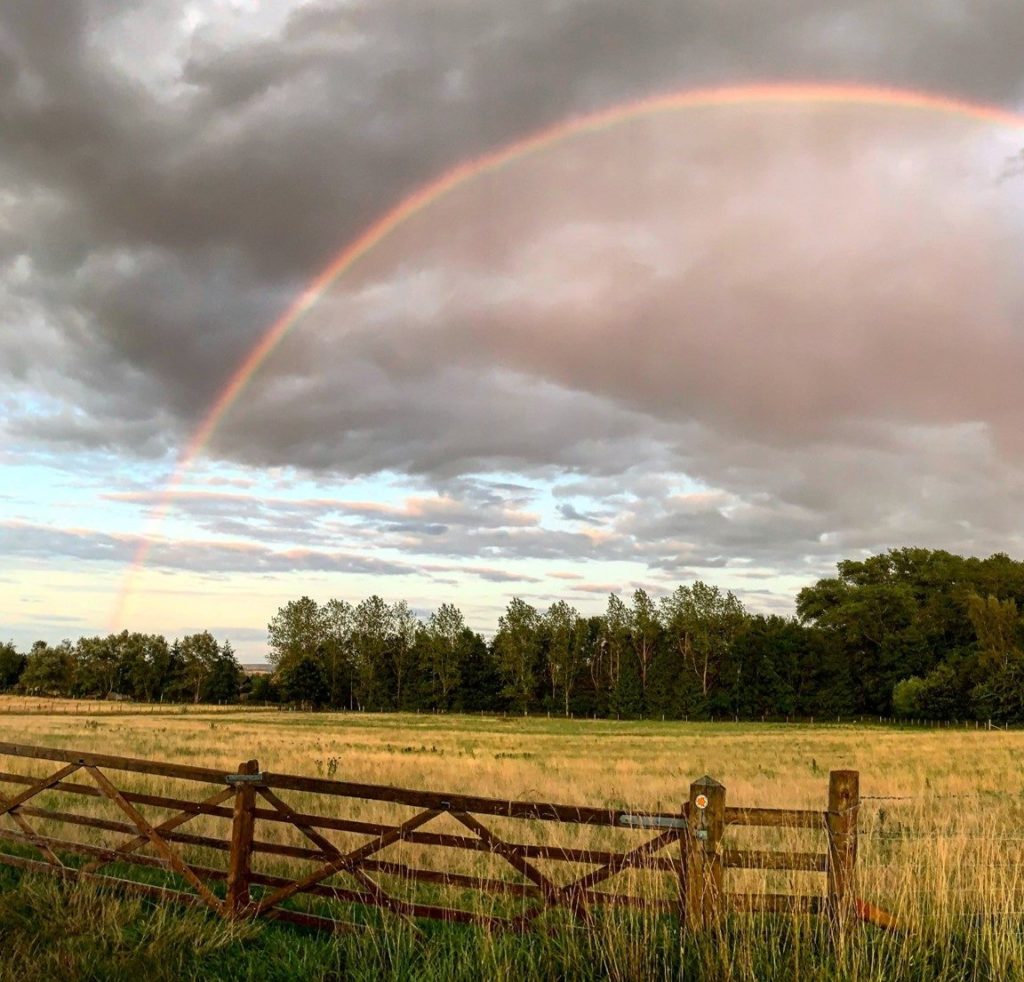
[[3, 1, 1024, 659]]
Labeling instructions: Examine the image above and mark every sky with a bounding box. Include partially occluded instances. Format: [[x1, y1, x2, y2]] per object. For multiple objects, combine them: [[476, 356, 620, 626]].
[[3, 1, 1024, 661]]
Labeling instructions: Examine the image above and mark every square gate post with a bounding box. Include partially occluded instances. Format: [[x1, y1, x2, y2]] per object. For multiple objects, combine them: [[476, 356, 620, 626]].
[[685, 776, 725, 932], [826, 769, 859, 925], [226, 759, 260, 918]]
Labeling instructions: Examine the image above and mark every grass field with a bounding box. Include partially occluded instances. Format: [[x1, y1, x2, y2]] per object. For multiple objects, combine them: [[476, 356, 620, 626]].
[[1, 701, 1024, 980]]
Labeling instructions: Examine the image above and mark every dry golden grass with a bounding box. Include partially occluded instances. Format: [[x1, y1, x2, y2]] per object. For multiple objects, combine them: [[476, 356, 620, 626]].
[[2, 700, 1024, 980]]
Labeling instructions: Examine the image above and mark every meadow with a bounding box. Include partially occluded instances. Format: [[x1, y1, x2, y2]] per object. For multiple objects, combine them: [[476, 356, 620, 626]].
[[1, 700, 1023, 981]]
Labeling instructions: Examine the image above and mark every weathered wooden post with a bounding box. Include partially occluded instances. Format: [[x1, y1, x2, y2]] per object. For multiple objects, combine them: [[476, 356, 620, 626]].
[[226, 759, 260, 918], [826, 769, 859, 924], [685, 776, 725, 931]]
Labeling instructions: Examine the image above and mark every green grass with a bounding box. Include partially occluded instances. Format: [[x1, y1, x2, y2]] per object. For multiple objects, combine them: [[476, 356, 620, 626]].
[[3, 865, 1023, 982]]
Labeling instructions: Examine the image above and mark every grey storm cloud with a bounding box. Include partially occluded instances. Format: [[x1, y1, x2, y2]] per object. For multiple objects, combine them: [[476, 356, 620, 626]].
[[4, 0, 1024, 583], [0, 519, 544, 583]]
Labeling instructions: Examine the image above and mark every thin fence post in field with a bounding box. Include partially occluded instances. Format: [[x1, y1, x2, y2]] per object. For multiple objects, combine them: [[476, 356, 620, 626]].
[[226, 759, 260, 918], [677, 795, 688, 934], [685, 775, 725, 932], [826, 769, 859, 926]]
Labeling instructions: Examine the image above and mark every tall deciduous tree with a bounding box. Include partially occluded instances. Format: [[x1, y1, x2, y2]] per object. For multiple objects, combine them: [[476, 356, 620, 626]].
[[425, 603, 465, 710], [601, 594, 630, 698], [21, 641, 75, 695], [967, 593, 1022, 669], [390, 600, 419, 709], [629, 589, 661, 695], [267, 597, 326, 674], [661, 582, 746, 701], [322, 599, 355, 708], [544, 600, 581, 716], [352, 595, 394, 709], [179, 632, 221, 704], [494, 598, 541, 712]]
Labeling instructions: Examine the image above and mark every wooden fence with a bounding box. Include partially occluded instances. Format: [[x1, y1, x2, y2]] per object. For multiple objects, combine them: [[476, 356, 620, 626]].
[[0, 741, 894, 935]]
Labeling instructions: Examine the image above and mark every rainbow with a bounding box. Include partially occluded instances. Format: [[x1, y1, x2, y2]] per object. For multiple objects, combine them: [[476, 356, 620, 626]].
[[109, 81, 1024, 628]]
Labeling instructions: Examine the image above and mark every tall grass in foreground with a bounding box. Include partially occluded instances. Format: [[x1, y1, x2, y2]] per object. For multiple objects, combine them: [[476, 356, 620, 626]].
[[2, 869, 1024, 982], [2, 705, 1024, 979]]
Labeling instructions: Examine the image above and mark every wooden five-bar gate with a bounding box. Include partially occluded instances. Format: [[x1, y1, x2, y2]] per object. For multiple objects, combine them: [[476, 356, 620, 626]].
[[0, 741, 894, 935]]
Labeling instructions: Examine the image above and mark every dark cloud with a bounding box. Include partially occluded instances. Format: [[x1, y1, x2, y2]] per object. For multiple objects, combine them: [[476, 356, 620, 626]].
[[4, 0, 1024, 591]]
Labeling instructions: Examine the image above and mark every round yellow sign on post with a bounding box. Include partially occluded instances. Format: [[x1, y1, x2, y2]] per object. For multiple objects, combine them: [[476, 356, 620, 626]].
[[695, 794, 709, 810]]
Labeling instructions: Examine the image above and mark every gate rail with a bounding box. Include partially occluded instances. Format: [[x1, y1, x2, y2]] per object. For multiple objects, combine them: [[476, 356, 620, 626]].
[[0, 741, 893, 934]]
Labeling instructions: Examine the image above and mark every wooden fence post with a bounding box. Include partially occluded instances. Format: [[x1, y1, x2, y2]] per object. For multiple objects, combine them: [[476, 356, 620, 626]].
[[226, 759, 260, 918], [685, 775, 725, 931], [826, 769, 859, 924]]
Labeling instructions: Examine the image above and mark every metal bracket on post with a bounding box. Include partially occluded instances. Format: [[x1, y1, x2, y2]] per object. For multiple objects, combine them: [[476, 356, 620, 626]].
[[618, 814, 687, 830], [225, 773, 264, 785]]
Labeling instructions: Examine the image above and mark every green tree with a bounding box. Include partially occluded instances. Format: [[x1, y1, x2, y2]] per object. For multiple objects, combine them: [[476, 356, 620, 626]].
[[971, 655, 1024, 724], [179, 632, 220, 704], [611, 644, 645, 718], [352, 595, 394, 709], [268, 597, 326, 674], [628, 589, 661, 696], [322, 599, 355, 708], [0, 642, 26, 690], [598, 595, 630, 710], [424, 603, 466, 710], [74, 635, 119, 697], [202, 641, 241, 703], [390, 600, 420, 710], [248, 672, 280, 704], [493, 598, 541, 713], [967, 593, 1022, 669], [455, 629, 501, 712], [661, 582, 746, 704], [21, 641, 75, 695], [280, 657, 328, 708], [543, 601, 581, 716]]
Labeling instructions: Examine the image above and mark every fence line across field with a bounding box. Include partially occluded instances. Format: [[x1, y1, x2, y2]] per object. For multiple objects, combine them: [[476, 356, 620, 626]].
[[0, 740, 894, 937]]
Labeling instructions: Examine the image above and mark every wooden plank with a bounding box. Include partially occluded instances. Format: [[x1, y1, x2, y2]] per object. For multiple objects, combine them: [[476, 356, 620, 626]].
[[0, 833, 667, 928], [363, 859, 539, 898], [827, 770, 859, 923], [2, 770, 688, 851], [724, 807, 825, 829], [82, 786, 235, 875], [16, 805, 233, 852], [260, 770, 669, 827], [728, 893, 824, 914], [344, 866, 515, 930], [0, 762, 81, 817], [253, 808, 441, 916], [15, 799, 681, 874], [226, 760, 260, 917], [0, 742, 230, 785], [723, 849, 828, 872], [565, 828, 679, 898], [257, 786, 341, 858], [451, 811, 562, 908], [0, 772, 237, 822], [84, 765, 225, 916], [2, 811, 65, 867]]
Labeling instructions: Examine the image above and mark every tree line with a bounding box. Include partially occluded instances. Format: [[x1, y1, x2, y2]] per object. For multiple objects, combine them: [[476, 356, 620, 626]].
[[4, 548, 1024, 722], [0, 632, 242, 704]]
